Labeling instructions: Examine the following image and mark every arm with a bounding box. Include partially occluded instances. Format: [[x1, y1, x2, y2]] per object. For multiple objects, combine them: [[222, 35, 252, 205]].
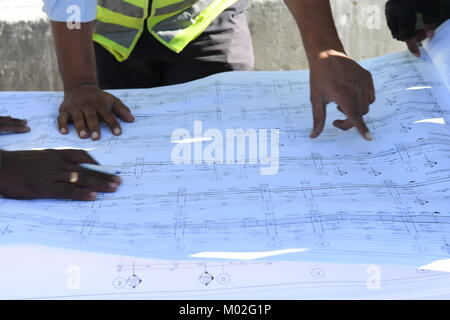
[[284, 0, 375, 140], [51, 21, 98, 93], [46, 1, 134, 140]]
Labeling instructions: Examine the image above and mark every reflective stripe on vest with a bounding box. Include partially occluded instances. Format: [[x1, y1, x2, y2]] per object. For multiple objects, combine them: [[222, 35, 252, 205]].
[[152, 0, 215, 43], [98, 0, 145, 18], [93, 0, 238, 62], [95, 21, 140, 48], [93, 0, 148, 62]]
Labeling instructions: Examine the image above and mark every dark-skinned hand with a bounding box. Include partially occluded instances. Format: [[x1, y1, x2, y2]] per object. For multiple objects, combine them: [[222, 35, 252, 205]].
[[58, 84, 135, 140], [0, 116, 30, 134], [0, 149, 121, 201], [386, 0, 441, 57], [309, 50, 376, 140]]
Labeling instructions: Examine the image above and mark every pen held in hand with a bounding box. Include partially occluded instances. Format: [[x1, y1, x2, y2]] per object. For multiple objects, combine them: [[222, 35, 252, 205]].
[[79, 163, 121, 175]]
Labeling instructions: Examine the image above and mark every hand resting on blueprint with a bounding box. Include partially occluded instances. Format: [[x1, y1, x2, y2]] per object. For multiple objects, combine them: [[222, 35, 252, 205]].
[[0, 116, 30, 134], [0, 148, 121, 201], [51, 22, 135, 141], [58, 83, 135, 140], [385, 0, 441, 57]]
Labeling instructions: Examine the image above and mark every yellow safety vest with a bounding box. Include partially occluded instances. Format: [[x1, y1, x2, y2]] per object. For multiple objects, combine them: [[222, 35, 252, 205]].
[[94, 0, 238, 62]]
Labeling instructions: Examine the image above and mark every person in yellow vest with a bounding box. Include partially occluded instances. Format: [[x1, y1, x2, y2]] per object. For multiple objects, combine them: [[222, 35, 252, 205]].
[[45, 0, 375, 141]]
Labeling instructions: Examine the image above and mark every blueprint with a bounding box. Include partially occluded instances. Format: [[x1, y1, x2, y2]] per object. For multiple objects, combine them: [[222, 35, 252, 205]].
[[3, 244, 450, 300], [1, 22, 450, 268]]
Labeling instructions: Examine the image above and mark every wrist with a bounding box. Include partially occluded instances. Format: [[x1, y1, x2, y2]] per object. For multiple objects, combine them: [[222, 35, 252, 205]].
[[64, 82, 100, 95], [304, 38, 346, 62], [310, 49, 348, 65]]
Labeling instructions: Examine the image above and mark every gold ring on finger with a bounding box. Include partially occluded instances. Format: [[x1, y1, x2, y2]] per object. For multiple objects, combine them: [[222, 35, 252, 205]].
[[69, 171, 79, 184]]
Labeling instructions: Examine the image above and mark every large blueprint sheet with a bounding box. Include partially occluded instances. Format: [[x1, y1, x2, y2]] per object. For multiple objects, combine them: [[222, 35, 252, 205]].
[[1, 24, 450, 268], [3, 244, 450, 299]]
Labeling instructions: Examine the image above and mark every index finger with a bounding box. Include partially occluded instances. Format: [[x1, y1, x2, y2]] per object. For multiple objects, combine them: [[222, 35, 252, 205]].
[[406, 37, 421, 57], [71, 165, 122, 184], [60, 149, 99, 165], [347, 112, 372, 141], [336, 92, 372, 141], [309, 92, 326, 139], [113, 99, 135, 123]]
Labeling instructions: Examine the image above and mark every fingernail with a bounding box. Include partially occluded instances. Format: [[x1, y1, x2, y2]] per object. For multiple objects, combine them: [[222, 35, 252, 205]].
[[92, 131, 100, 140], [89, 192, 97, 200], [109, 182, 118, 189], [364, 132, 373, 141], [80, 130, 87, 138], [60, 128, 68, 134], [309, 129, 318, 139], [113, 128, 122, 135]]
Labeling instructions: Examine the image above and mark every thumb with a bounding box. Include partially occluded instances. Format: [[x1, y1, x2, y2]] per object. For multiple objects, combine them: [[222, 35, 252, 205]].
[[310, 93, 326, 139], [113, 99, 135, 123]]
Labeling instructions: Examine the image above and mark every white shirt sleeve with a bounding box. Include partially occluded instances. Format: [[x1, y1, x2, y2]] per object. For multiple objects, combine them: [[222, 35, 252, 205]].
[[42, 0, 97, 22]]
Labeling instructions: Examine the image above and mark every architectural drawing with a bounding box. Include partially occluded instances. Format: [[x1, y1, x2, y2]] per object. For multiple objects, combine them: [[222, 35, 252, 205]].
[[1, 22, 450, 268]]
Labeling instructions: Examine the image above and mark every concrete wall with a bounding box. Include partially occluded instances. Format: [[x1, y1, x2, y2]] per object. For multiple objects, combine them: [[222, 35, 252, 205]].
[[0, 21, 60, 91], [248, 0, 404, 71], [0, 0, 404, 91]]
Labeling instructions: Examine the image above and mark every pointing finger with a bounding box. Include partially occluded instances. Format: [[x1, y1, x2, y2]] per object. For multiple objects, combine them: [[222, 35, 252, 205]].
[[309, 93, 326, 139], [348, 112, 372, 141]]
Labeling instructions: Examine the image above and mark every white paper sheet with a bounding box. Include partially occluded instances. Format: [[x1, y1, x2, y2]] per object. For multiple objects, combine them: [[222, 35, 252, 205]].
[[424, 19, 450, 93], [1, 28, 450, 270], [3, 244, 450, 300]]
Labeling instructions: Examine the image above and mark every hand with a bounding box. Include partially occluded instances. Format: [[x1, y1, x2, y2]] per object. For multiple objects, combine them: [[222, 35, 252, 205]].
[[309, 50, 375, 140], [58, 84, 135, 140], [403, 25, 437, 57], [0, 116, 30, 134], [0, 149, 121, 201], [386, 0, 440, 57]]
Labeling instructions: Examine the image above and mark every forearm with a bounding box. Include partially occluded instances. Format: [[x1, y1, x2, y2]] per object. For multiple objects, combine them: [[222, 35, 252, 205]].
[[51, 21, 98, 92], [284, 0, 345, 63]]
